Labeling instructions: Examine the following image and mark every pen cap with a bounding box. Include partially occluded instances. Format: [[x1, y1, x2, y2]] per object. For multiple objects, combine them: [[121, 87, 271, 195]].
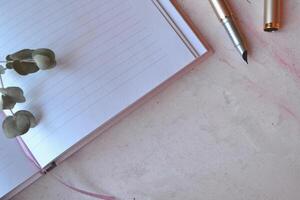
[[264, 0, 281, 32]]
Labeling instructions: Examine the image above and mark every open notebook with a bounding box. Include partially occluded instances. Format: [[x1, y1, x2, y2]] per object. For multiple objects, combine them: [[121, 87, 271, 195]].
[[0, 0, 209, 199]]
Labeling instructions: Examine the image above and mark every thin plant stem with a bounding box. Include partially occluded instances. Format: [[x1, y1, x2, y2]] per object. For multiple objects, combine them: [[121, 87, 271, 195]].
[[0, 59, 36, 63], [0, 74, 4, 88], [9, 109, 15, 117]]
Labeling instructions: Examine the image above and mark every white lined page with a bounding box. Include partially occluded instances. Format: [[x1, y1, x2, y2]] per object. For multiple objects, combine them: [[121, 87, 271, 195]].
[[0, 0, 201, 168], [0, 115, 39, 199]]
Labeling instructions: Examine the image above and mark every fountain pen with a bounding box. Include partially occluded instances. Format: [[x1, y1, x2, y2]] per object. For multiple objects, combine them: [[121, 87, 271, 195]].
[[209, 0, 248, 63]]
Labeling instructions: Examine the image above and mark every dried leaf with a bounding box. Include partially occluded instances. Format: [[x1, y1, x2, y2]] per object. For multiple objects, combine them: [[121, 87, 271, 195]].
[[6, 49, 33, 61], [6, 55, 12, 62], [0, 87, 25, 103], [6, 61, 14, 69], [15, 110, 37, 128], [15, 113, 31, 133], [0, 95, 16, 109], [2, 116, 19, 138], [12, 60, 39, 75], [32, 48, 56, 70], [20, 61, 39, 74], [2, 115, 30, 138]]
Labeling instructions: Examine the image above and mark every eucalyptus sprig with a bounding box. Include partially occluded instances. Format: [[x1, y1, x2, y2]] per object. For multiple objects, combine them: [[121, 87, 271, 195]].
[[1, 48, 56, 138]]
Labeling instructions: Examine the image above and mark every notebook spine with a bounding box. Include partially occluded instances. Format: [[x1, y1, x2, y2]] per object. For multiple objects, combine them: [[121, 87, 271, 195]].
[[152, 0, 199, 57], [152, 0, 209, 57]]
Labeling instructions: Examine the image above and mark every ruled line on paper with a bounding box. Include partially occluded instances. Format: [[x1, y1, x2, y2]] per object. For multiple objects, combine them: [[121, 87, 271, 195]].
[[0, 0, 45, 33], [54, 55, 166, 130], [0, 132, 38, 197], [45, 39, 158, 121], [0, 152, 13, 172], [0, 0, 104, 48], [30, 53, 166, 150], [33, 0, 128, 48], [28, 41, 162, 146], [31, 32, 152, 116], [0, 0, 102, 87], [14, 1, 133, 95], [28, 20, 144, 105], [51, 8, 133, 53], [0, 0, 81, 47], [0, 160, 14, 174], [7, 0, 121, 51]]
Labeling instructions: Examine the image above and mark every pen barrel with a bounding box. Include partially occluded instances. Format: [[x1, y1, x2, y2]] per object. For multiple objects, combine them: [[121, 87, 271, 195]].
[[209, 0, 247, 56], [264, 0, 281, 32], [222, 18, 246, 55], [209, 0, 231, 20]]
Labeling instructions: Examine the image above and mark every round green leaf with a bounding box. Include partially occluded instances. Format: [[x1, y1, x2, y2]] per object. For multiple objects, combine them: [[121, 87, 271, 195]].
[[6, 49, 33, 61], [12, 60, 39, 75], [2, 116, 19, 138], [0, 87, 25, 103], [2, 110, 36, 138], [15, 110, 37, 128], [32, 48, 56, 70], [19, 61, 39, 74], [2, 114, 31, 138], [0, 95, 16, 110], [2, 115, 30, 138], [15, 113, 31, 133]]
